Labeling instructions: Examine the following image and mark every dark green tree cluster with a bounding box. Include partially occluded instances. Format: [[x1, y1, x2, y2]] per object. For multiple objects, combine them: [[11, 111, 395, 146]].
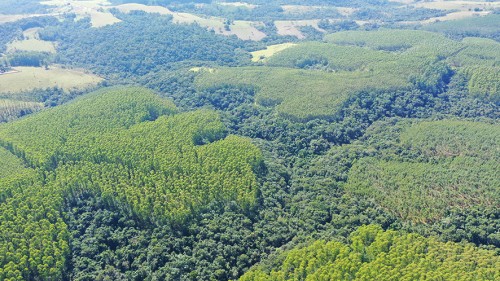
[[39, 12, 254, 78]]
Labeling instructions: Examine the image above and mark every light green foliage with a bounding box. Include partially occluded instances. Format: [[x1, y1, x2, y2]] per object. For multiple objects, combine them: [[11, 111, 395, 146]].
[[197, 30, 461, 120], [266, 42, 394, 71], [424, 14, 500, 41], [347, 157, 499, 221], [400, 120, 499, 160], [197, 29, 498, 120], [0, 87, 177, 168], [461, 66, 500, 102], [449, 38, 500, 102], [324, 29, 461, 56], [0, 86, 263, 279], [0, 148, 69, 281], [0, 99, 43, 123], [54, 110, 262, 223], [0, 147, 37, 203], [196, 66, 408, 121], [0, 183, 69, 281], [0, 147, 28, 180], [345, 120, 500, 222], [0, 87, 262, 223], [240, 225, 500, 281], [450, 38, 500, 67]]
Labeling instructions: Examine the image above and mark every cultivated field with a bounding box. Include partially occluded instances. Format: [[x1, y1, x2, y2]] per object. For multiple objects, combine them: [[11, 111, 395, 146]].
[[0, 66, 103, 93], [251, 43, 297, 62], [7, 28, 56, 53]]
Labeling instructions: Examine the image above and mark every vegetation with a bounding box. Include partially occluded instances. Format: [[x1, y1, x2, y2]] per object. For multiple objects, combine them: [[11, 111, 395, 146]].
[[240, 225, 500, 281], [39, 13, 254, 78], [344, 120, 500, 222], [424, 14, 500, 41], [0, 87, 263, 279], [0, 2, 498, 281], [0, 99, 43, 123], [0, 67, 103, 94]]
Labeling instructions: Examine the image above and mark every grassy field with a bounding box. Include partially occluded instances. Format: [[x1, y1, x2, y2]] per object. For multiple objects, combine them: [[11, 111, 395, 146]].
[[250, 43, 297, 62], [0, 66, 102, 93], [218, 2, 256, 9], [7, 39, 56, 53], [0, 14, 46, 24], [6, 27, 57, 53]]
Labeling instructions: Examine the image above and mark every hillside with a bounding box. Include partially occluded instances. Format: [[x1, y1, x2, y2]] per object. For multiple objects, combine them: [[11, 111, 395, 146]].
[[0, 1, 498, 280], [0, 87, 263, 280], [240, 225, 500, 280]]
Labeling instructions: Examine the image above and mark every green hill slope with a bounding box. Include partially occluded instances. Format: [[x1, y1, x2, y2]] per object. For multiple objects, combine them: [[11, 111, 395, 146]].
[[0, 87, 263, 280], [240, 225, 500, 281]]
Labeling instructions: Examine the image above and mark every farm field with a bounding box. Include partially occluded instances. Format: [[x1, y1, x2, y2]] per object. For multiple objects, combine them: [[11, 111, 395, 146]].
[[0, 13, 48, 24], [0, 66, 102, 93], [6, 27, 56, 53], [250, 43, 297, 62]]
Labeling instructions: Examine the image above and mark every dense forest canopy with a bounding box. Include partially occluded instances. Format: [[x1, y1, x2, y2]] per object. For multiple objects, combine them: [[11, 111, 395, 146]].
[[0, 0, 499, 280]]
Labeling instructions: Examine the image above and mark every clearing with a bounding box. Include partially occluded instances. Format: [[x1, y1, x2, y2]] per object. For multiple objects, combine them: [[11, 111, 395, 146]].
[[218, 2, 257, 9], [0, 66, 102, 93], [7, 27, 56, 53], [41, 0, 121, 27], [251, 43, 297, 62]]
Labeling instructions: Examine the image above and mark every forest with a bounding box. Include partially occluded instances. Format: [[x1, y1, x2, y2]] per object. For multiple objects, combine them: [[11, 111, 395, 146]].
[[0, 0, 499, 280]]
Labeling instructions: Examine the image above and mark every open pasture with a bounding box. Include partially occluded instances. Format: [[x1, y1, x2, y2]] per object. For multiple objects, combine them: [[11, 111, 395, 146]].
[[6, 27, 56, 53], [251, 43, 297, 62], [0, 66, 102, 93]]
